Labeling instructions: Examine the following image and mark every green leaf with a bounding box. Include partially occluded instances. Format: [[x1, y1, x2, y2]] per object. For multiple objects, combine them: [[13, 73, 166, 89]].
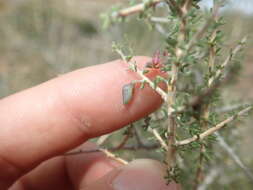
[[126, 55, 133, 62], [122, 83, 135, 104], [166, 37, 178, 47]]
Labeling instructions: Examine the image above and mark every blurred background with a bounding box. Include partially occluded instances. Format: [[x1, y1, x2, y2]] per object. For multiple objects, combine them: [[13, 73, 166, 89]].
[[0, 0, 252, 96], [0, 0, 252, 189]]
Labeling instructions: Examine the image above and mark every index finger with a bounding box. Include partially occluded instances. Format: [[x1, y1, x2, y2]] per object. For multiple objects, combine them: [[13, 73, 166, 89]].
[[0, 56, 164, 187]]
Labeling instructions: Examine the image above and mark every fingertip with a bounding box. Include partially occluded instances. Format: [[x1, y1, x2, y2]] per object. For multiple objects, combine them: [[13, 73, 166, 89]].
[[0, 56, 165, 187], [112, 159, 180, 190], [60, 55, 164, 138], [81, 159, 181, 190], [65, 142, 123, 189]]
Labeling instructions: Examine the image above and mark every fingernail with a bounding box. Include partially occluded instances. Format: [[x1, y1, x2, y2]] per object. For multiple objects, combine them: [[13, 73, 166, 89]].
[[112, 159, 180, 190]]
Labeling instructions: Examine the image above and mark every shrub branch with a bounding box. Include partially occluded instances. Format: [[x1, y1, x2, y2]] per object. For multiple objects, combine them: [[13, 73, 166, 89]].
[[176, 106, 252, 146], [115, 0, 163, 17]]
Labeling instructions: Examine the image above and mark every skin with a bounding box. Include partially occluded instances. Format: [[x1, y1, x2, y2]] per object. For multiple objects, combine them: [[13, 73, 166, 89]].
[[0, 56, 181, 190]]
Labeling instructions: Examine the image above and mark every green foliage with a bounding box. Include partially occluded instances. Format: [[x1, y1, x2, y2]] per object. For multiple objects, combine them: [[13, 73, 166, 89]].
[[102, 0, 253, 188]]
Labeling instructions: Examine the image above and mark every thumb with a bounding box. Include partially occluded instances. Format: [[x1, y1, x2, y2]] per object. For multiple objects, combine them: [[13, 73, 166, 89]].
[[81, 159, 181, 190]]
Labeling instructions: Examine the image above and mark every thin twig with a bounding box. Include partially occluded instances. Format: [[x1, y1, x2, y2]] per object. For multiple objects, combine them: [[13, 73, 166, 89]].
[[176, 106, 252, 146], [150, 17, 170, 23], [97, 134, 110, 146], [194, 16, 219, 188], [215, 132, 253, 183], [186, 19, 212, 53], [215, 103, 251, 113], [65, 143, 160, 155], [66, 148, 128, 165], [197, 167, 221, 190], [208, 36, 247, 86], [186, 2, 220, 53], [155, 23, 168, 36], [101, 149, 128, 165], [150, 128, 168, 150], [153, 18, 177, 38], [114, 0, 183, 19], [116, 0, 163, 17], [119, 143, 160, 150]]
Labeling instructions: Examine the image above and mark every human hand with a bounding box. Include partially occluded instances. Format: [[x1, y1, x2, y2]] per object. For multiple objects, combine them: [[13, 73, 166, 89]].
[[0, 57, 180, 190]]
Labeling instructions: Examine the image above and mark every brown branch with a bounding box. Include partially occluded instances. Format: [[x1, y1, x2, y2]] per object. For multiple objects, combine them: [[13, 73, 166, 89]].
[[116, 0, 163, 17], [101, 149, 128, 165], [65, 148, 128, 165], [176, 106, 252, 146], [194, 22, 218, 189], [151, 128, 168, 150], [97, 134, 110, 146], [65, 143, 160, 155], [115, 143, 160, 151], [166, 0, 192, 170], [208, 36, 247, 86], [115, 0, 183, 18]]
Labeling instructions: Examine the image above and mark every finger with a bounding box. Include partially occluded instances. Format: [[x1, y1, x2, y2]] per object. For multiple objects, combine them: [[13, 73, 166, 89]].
[[10, 142, 121, 190], [65, 142, 123, 189], [81, 159, 181, 190], [0, 56, 165, 187], [9, 157, 72, 190]]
